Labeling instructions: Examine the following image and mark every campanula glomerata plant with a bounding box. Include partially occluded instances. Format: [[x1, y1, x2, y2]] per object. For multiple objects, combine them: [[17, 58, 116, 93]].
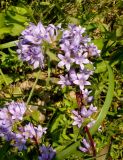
[[0, 21, 114, 160]]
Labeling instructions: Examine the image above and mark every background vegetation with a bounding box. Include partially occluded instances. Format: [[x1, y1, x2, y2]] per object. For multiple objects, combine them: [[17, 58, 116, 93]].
[[0, 0, 123, 159]]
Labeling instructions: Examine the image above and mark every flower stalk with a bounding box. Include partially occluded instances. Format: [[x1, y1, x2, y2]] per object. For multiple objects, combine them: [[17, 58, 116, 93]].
[[84, 126, 96, 157], [26, 70, 41, 107]]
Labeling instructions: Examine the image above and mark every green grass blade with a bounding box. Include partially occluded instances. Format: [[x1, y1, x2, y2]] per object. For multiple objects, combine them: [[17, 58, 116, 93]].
[[90, 63, 114, 135]]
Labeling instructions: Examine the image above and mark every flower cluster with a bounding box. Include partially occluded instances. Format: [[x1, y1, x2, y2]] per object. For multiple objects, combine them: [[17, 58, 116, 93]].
[[17, 22, 59, 69], [38, 145, 56, 160], [0, 101, 47, 152], [13, 123, 47, 151], [56, 24, 100, 130], [72, 104, 97, 128], [56, 24, 101, 154], [58, 24, 100, 90], [15, 22, 101, 158], [0, 101, 26, 140], [71, 89, 99, 154]]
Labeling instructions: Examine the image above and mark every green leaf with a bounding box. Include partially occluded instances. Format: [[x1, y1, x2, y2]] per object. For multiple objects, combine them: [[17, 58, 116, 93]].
[[11, 86, 22, 97], [0, 13, 5, 28], [31, 110, 41, 122], [64, 99, 71, 107], [40, 2, 50, 5], [9, 6, 28, 15], [93, 39, 104, 50], [90, 63, 114, 135], [55, 141, 81, 160], [0, 27, 12, 39], [0, 40, 18, 49], [10, 23, 25, 36], [46, 50, 59, 61], [4, 75, 13, 84], [73, 125, 79, 140], [95, 61, 107, 73], [86, 23, 97, 31], [67, 16, 80, 25], [50, 114, 62, 132], [6, 10, 28, 23], [116, 26, 123, 38], [62, 134, 71, 140]]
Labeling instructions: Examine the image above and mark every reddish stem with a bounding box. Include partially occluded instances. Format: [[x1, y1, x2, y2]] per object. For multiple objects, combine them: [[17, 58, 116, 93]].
[[84, 126, 96, 157], [76, 91, 83, 109]]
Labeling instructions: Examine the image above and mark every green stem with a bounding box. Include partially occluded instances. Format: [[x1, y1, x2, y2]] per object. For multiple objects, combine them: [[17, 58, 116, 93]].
[[55, 62, 114, 160], [90, 63, 114, 135], [46, 57, 51, 86], [26, 70, 41, 107], [0, 69, 8, 85]]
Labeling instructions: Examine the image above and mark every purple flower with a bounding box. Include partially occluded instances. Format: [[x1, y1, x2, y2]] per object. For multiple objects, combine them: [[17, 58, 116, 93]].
[[17, 21, 62, 69], [81, 89, 93, 104], [58, 75, 71, 88], [60, 25, 86, 54], [23, 123, 36, 139], [60, 40, 71, 53], [0, 108, 13, 139], [23, 123, 47, 141], [73, 73, 91, 90], [81, 36, 91, 44], [87, 119, 96, 128], [80, 107, 89, 118], [69, 69, 77, 81], [79, 138, 96, 153], [86, 104, 97, 117], [17, 22, 46, 69], [80, 105, 97, 118], [61, 24, 87, 51], [58, 52, 75, 71], [0, 124, 12, 140], [22, 22, 46, 45], [13, 133, 27, 151], [72, 104, 97, 128], [80, 68, 94, 77], [69, 24, 86, 35], [17, 43, 44, 69], [75, 52, 90, 70], [62, 30, 71, 39], [71, 110, 84, 128], [45, 24, 58, 43], [38, 145, 56, 160], [0, 108, 11, 125], [8, 101, 26, 121], [34, 125, 47, 142], [79, 138, 91, 153], [87, 43, 101, 57], [57, 24, 100, 91]]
